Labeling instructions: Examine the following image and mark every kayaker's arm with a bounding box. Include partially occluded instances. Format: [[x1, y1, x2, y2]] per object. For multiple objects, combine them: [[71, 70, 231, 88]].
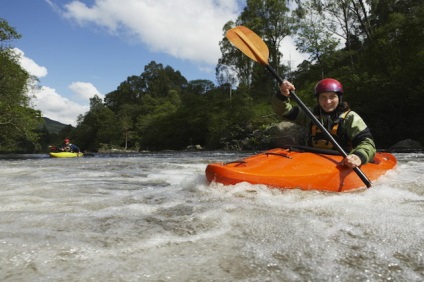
[[272, 80, 296, 120], [272, 92, 293, 119], [351, 137, 376, 165], [272, 92, 311, 127], [344, 111, 376, 165], [273, 80, 314, 126]]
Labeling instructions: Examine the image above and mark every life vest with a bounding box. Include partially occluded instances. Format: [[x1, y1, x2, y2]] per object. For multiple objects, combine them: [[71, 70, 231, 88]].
[[308, 110, 351, 150]]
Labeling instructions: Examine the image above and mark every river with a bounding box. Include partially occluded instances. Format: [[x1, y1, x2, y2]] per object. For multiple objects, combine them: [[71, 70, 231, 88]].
[[0, 151, 423, 281]]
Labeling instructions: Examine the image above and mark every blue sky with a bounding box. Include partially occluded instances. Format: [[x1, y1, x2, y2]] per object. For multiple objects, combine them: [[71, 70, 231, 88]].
[[2, 0, 306, 125]]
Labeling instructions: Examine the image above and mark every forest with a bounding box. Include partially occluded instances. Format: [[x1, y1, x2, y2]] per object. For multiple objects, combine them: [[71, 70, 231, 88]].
[[1, 0, 423, 153]]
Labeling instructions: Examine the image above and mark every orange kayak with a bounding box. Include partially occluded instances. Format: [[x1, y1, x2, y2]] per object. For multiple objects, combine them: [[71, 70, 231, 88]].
[[205, 147, 397, 192]]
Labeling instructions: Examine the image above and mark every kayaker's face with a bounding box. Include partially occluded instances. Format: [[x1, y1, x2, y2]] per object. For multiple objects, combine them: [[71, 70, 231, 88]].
[[318, 92, 339, 113]]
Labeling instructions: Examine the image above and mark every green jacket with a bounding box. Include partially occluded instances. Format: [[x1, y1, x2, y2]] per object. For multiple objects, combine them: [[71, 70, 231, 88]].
[[272, 95, 376, 164]]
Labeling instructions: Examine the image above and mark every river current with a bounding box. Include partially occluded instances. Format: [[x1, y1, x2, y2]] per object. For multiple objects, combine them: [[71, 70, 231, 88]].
[[0, 151, 423, 281]]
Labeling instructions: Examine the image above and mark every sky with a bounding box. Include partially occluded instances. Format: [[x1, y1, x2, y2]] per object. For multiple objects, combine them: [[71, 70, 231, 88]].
[[2, 0, 308, 126]]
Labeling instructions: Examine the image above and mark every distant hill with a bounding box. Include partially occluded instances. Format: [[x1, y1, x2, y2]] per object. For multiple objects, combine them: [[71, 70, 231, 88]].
[[42, 117, 71, 134]]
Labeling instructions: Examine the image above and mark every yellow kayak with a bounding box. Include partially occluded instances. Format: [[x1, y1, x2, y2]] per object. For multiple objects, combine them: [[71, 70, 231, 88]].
[[49, 152, 84, 158]]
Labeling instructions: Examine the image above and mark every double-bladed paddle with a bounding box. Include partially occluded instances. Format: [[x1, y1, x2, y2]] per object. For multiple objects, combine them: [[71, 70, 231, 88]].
[[226, 25, 372, 188]]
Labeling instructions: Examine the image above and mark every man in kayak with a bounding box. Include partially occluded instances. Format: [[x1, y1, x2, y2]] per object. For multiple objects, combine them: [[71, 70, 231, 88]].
[[60, 138, 81, 153], [273, 78, 376, 169]]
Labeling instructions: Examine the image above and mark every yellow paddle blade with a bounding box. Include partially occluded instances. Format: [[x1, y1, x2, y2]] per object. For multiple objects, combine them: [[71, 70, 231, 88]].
[[225, 26, 269, 65]]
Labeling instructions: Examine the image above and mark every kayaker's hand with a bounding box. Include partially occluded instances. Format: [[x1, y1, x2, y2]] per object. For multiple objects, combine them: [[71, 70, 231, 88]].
[[279, 80, 295, 97], [342, 154, 362, 168]]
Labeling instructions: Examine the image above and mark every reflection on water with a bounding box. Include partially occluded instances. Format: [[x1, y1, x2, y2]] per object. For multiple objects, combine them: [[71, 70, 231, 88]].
[[0, 151, 423, 281]]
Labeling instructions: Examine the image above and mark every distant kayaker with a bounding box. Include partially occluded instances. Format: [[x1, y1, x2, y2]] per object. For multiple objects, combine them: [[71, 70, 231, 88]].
[[273, 78, 376, 169], [60, 138, 80, 153]]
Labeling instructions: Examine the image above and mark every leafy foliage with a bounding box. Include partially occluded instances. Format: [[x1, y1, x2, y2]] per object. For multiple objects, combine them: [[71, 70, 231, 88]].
[[0, 19, 42, 153]]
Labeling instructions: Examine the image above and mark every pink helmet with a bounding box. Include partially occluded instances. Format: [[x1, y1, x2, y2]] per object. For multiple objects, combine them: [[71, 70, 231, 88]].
[[64, 139, 70, 143], [314, 78, 343, 97]]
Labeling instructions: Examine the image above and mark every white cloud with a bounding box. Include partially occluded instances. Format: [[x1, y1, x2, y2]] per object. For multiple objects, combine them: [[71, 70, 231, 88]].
[[32, 86, 89, 126], [69, 81, 104, 101], [62, 0, 242, 66], [13, 48, 48, 78], [61, 0, 308, 75], [13, 47, 93, 126]]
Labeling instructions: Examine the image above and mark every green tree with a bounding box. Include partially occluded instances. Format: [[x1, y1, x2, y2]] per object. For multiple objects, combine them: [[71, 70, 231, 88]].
[[0, 18, 42, 153], [239, 0, 291, 70], [104, 76, 143, 112], [353, 0, 424, 146], [217, 0, 292, 94], [217, 21, 255, 88], [293, 1, 341, 78], [73, 95, 120, 151], [140, 61, 188, 98]]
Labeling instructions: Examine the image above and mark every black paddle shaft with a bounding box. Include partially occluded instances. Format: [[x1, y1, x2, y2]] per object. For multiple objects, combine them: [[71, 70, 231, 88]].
[[266, 65, 372, 188]]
